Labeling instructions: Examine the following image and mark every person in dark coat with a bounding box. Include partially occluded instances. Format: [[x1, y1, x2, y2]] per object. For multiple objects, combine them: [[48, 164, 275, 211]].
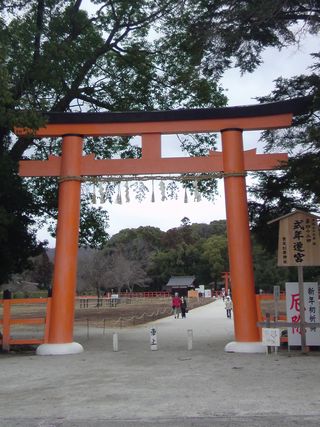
[[180, 296, 188, 318], [225, 296, 233, 318]]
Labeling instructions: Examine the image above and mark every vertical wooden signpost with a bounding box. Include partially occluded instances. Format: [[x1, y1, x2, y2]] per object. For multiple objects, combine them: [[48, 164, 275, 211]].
[[273, 285, 280, 324], [271, 210, 320, 353]]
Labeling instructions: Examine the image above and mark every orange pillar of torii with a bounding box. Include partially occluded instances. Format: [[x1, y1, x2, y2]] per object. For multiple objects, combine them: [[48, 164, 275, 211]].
[[16, 96, 311, 355]]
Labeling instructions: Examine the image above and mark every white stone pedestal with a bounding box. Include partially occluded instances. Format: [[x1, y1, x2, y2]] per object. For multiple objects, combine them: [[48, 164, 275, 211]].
[[36, 342, 84, 356], [224, 341, 266, 353]]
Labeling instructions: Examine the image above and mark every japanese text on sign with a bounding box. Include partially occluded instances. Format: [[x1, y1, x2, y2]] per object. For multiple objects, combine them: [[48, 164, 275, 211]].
[[150, 327, 158, 350], [285, 282, 320, 346], [278, 212, 320, 266]]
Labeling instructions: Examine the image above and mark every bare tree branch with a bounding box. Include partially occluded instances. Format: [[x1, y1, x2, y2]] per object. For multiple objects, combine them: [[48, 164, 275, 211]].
[[33, 0, 45, 64]]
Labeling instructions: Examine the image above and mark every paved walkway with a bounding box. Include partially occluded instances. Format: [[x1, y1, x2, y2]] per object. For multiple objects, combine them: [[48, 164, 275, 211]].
[[1, 299, 320, 426]]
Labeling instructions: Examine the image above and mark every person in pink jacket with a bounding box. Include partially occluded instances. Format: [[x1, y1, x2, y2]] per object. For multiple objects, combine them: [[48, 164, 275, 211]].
[[172, 292, 182, 319]]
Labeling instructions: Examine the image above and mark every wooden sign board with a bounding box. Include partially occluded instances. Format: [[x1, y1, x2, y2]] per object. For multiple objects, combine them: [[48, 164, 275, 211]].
[[277, 212, 320, 266]]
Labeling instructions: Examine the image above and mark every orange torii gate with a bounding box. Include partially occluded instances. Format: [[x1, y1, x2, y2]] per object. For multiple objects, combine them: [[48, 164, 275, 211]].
[[16, 96, 312, 355]]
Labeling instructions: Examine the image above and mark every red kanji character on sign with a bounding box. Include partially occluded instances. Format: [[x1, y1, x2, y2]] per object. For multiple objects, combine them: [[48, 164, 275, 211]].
[[291, 314, 301, 334], [290, 293, 300, 311]]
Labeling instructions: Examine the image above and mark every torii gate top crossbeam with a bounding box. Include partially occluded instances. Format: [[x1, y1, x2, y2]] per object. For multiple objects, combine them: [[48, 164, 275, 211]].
[[17, 96, 313, 177], [15, 96, 312, 137]]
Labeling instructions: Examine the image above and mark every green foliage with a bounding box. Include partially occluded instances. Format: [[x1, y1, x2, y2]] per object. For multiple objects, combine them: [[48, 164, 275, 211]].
[[1, 0, 230, 280], [0, 154, 43, 284], [200, 235, 229, 282], [71, 220, 308, 293], [26, 175, 110, 249], [249, 70, 320, 250], [10, 290, 48, 299], [17, 251, 54, 290], [159, 1, 320, 253], [160, 1, 320, 75], [148, 220, 228, 288], [78, 199, 109, 249], [252, 238, 289, 292], [104, 226, 164, 267], [102, 220, 292, 292], [2, 0, 320, 286], [1, 0, 227, 131]]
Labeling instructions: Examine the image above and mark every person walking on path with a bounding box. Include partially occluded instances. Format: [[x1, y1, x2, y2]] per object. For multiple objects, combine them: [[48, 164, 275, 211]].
[[180, 296, 188, 318], [172, 292, 182, 319], [225, 296, 233, 319]]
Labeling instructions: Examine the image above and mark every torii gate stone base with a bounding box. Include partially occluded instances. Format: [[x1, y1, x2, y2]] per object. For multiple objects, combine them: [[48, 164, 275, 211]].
[[17, 96, 311, 355]]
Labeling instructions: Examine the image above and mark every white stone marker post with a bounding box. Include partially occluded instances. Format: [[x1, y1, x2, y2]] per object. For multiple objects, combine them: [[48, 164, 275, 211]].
[[187, 329, 193, 350], [113, 332, 119, 352], [150, 327, 158, 351]]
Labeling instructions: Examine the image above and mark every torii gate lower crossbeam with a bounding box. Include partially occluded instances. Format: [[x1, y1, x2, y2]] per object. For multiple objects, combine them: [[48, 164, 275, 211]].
[[17, 97, 312, 355]]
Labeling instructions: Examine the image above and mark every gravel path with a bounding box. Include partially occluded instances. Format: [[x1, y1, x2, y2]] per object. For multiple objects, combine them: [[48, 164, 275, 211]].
[[1, 299, 320, 426]]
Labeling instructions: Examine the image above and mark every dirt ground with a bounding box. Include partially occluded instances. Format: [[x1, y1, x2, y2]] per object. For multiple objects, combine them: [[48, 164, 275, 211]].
[[2, 299, 320, 427], [75, 297, 214, 327], [1, 297, 214, 330]]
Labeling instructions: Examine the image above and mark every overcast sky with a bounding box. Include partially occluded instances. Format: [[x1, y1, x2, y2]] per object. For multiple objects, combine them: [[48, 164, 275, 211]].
[[40, 33, 318, 246]]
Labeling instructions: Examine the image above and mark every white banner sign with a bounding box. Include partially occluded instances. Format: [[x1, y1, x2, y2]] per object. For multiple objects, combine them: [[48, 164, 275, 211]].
[[285, 282, 320, 346], [204, 289, 212, 298], [262, 328, 280, 347]]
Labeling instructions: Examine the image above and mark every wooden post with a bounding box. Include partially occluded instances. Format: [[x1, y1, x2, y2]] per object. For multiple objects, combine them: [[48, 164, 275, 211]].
[[273, 286, 280, 324], [266, 312, 271, 354], [44, 298, 52, 343], [187, 329, 193, 351], [2, 299, 11, 351], [222, 129, 260, 343], [113, 332, 119, 352], [298, 266, 308, 353]]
